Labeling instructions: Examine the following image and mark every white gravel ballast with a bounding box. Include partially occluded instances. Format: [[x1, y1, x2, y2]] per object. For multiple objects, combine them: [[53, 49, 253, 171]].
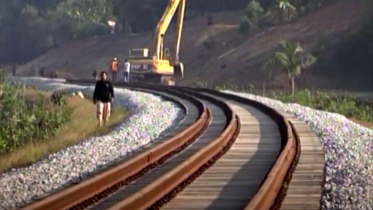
[[0, 77, 184, 209], [224, 90, 373, 210]]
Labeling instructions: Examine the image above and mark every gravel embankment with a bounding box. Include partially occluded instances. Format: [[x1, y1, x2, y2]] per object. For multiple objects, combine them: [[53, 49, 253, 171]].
[[0, 77, 184, 209], [224, 91, 373, 210]]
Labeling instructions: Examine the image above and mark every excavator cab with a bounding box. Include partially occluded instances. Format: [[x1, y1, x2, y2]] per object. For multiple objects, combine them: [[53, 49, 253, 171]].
[[126, 0, 185, 86], [129, 49, 150, 58], [127, 50, 184, 86], [127, 48, 181, 85]]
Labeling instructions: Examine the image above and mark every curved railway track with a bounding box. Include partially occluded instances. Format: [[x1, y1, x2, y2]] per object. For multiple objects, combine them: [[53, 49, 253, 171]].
[[20, 80, 323, 210]]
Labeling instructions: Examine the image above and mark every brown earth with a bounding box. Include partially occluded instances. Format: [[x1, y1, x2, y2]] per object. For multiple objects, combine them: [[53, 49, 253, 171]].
[[350, 119, 373, 129], [16, 0, 372, 91]]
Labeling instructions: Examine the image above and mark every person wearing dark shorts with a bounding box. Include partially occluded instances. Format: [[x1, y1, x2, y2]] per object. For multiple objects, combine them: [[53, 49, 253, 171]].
[[93, 71, 114, 127]]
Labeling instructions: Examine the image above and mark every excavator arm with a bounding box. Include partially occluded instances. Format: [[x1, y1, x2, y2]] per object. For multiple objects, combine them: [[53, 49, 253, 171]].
[[175, 0, 185, 62], [154, 0, 186, 62], [127, 0, 185, 85]]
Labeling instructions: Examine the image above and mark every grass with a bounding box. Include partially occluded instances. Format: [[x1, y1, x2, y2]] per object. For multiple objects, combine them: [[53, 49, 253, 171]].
[[213, 84, 373, 128], [23, 88, 52, 100], [0, 91, 129, 173], [0, 84, 71, 152]]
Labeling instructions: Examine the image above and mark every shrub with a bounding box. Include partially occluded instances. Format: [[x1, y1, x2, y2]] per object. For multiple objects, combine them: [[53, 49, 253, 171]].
[[0, 84, 71, 153], [239, 0, 264, 34], [248, 84, 256, 91], [202, 37, 215, 49], [245, 0, 265, 24], [239, 17, 255, 34], [270, 89, 373, 123], [0, 68, 7, 83], [196, 81, 208, 88], [291, 89, 313, 106], [51, 89, 71, 105]]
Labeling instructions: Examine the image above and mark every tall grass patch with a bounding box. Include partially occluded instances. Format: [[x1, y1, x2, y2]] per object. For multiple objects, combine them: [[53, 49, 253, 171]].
[[214, 83, 372, 125], [0, 95, 129, 173], [0, 82, 71, 153], [0, 69, 129, 172], [269, 89, 373, 124]]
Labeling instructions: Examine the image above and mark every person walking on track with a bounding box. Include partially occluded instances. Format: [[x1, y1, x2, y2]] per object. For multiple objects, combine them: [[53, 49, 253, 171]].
[[124, 59, 131, 82], [109, 57, 119, 82], [93, 71, 115, 127]]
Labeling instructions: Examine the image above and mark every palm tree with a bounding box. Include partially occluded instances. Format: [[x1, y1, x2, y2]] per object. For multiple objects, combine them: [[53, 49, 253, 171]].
[[265, 41, 317, 96]]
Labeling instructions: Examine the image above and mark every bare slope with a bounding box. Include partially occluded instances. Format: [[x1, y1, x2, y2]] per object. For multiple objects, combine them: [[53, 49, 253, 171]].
[[17, 0, 371, 90]]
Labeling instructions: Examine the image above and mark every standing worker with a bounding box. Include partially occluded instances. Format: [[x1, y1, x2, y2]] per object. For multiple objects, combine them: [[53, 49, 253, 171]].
[[92, 70, 98, 81], [124, 59, 131, 82], [109, 57, 119, 82], [93, 71, 115, 127]]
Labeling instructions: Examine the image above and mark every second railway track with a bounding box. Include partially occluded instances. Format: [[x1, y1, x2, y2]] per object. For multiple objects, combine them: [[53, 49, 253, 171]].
[[20, 81, 319, 210]]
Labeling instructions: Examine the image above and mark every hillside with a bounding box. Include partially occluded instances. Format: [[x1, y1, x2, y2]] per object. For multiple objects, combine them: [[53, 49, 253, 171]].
[[16, 0, 372, 91]]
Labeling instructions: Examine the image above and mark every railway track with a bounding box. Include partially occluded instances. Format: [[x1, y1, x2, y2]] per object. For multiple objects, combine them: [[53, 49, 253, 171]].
[[20, 81, 323, 210]]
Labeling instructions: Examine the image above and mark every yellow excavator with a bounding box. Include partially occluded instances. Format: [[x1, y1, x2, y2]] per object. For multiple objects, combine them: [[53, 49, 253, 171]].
[[127, 0, 185, 85]]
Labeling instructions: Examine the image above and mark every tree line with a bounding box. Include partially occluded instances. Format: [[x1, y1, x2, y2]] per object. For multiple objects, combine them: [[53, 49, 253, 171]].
[[0, 0, 370, 64], [0, 0, 115, 64], [0, 0, 186, 64], [0, 0, 305, 64]]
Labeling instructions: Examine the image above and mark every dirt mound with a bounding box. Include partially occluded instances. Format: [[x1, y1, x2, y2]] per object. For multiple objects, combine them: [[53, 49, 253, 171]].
[[17, 0, 371, 90]]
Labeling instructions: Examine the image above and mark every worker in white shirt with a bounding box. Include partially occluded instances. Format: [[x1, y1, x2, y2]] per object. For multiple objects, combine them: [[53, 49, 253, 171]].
[[124, 59, 130, 82]]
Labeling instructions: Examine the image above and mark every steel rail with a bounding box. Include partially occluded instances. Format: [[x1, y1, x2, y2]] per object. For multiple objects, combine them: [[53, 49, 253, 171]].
[[22, 82, 210, 210], [104, 85, 239, 210], [192, 88, 301, 210], [21, 80, 302, 210]]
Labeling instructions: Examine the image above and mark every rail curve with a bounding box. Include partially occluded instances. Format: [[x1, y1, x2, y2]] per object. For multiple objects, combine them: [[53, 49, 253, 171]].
[[18, 80, 322, 210]]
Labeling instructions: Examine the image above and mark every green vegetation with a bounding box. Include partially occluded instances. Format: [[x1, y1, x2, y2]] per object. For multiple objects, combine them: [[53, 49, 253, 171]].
[[238, 0, 348, 33], [265, 41, 317, 96], [0, 69, 129, 172], [0, 0, 114, 63], [213, 83, 373, 125], [0, 94, 129, 173], [49, 0, 115, 39], [239, 0, 265, 34], [0, 68, 6, 82], [275, 0, 296, 21], [214, 83, 256, 92], [0, 78, 71, 153], [0, 0, 173, 63], [269, 89, 373, 123], [112, 0, 161, 34], [0, 0, 363, 64]]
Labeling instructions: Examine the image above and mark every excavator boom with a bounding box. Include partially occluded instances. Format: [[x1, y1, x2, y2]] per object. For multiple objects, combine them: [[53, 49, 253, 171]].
[[127, 0, 186, 85], [154, 0, 186, 61], [175, 0, 186, 62]]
